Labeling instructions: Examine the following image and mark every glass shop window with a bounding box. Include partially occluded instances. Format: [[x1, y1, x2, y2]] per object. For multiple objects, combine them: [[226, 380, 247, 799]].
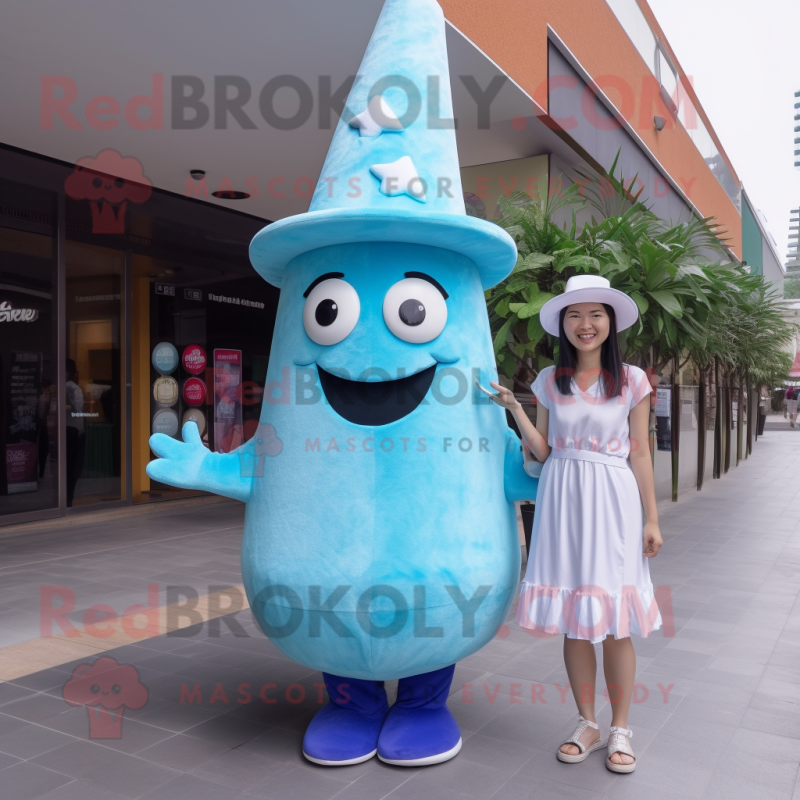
[[0, 226, 59, 517]]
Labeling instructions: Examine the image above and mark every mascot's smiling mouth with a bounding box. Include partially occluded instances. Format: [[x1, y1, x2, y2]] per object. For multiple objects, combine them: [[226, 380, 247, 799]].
[[317, 364, 437, 426]]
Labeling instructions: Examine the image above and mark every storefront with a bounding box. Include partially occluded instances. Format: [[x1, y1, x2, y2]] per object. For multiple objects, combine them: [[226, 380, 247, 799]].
[[0, 145, 278, 525]]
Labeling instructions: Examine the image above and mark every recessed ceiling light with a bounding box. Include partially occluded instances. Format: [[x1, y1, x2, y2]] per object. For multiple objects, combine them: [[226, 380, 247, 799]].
[[212, 190, 251, 200]]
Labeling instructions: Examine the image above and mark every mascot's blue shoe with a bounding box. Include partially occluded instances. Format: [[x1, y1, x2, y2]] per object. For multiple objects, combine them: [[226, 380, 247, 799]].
[[377, 665, 462, 766], [302, 673, 390, 766]]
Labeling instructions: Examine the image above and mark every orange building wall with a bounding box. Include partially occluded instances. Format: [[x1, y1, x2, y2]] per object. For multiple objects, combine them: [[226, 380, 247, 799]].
[[437, 0, 742, 257]]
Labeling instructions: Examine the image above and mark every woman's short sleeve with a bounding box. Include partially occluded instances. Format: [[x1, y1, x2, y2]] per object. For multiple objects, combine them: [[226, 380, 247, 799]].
[[627, 365, 652, 409], [531, 366, 553, 409]]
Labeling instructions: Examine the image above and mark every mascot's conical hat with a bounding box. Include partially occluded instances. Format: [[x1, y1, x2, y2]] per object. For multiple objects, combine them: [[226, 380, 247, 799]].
[[249, 0, 517, 289]]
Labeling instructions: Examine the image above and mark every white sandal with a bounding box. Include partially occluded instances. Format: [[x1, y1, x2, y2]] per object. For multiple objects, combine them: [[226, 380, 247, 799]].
[[556, 716, 605, 763], [606, 725, 636, 773]]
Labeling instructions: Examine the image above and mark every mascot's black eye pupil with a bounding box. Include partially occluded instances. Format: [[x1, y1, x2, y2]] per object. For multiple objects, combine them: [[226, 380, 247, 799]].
[[92, 178, 102, 188], [315, 299, 338, 327], [90, 684, 100, 693], [111, 684, 121, 694], [114, 178, 124, 188], [399, 299, 425, 327]]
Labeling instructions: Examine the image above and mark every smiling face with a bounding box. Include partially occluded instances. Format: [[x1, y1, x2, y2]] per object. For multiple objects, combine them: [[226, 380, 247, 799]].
[[278, 241, 484, 427], [562, 302, 610, 355]]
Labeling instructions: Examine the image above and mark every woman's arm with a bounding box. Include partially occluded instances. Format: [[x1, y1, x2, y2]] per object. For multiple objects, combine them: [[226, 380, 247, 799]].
[[488, 381, 551, 463], [628, 396, 662, 558]]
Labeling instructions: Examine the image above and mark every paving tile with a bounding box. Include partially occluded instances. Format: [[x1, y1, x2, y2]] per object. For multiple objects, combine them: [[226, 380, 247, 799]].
[[139, 773, 249, 800], [0, 762, 73, 800], [0, 750, 23, 770], [238, 726, 307, 764], [0, 722, 75, 759], [0, 711, 28, 736], [182, 713, 270, 749], [702, 769, 794, 800], [136, 733, 230, 772], [323, 765, 420, 800], [37, 779, 129, 799], [2, 693, 72, 723], [506, 745, 620, 794], [9, 669, 73, 694], [455, 731, 532, 777], [490, 778, 611, 800], [0, 681, 39, 708], [30, 740, 181, 798], [711, 728, 800, 797], [245, 763, 350, 799], [130, 700, 221, 733], [188, 746, 283, 790], [739, 706, 800, 741]]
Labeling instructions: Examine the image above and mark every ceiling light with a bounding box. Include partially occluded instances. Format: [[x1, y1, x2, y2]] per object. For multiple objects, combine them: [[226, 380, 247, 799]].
[[212, 190, 251, 200]]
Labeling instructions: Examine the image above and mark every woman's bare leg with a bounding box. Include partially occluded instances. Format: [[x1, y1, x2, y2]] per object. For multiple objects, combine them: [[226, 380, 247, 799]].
[[602, 635, 636, 765], [560, 636, 600, 755]]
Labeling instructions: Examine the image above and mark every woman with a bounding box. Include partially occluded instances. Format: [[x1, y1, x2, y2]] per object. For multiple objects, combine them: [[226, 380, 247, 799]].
[[488, 275, 662, 774], [787, 386, 798, 428]]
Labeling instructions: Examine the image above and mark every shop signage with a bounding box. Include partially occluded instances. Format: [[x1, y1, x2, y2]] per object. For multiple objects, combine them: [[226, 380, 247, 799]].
[[0, 301, 39, 322], [155, 284, 175, 297], [182, 344, 207, 375], [655, 387, 671, 452], [6, 351, 41, 494], [655, 388, 670, 418], [151, 342, 179, 374], [213, 349, 242, 453], [153, 376, 179, 407], [75, 294, 120, 303], [183, 377, 206, 406], [208, 293, 264, 310], [6, 443, 38, 494], [152, 409, 179, 438], [184, 289, 202, 301], [183, 408, 206, 436]]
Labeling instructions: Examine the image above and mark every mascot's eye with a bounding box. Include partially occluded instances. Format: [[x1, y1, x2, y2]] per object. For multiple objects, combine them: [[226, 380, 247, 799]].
[[111, 684, 121, 694], [114, 178, 124, 188], [92, 178, 102, 188], [383, 277, 447, 343], [90, 684, 100, 694], [303, 278, 360, 345]]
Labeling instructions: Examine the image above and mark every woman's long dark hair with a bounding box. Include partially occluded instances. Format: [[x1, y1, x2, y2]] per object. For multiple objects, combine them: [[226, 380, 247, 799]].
[[554, 303, 624, 399]]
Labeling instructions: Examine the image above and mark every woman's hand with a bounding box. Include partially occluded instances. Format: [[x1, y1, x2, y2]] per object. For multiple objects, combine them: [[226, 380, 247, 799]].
[[643, 521, 663, 558], [486, 381, 521, 410]]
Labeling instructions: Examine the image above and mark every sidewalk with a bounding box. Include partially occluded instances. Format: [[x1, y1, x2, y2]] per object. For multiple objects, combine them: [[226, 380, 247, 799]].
[[0, 424, 799, 799]]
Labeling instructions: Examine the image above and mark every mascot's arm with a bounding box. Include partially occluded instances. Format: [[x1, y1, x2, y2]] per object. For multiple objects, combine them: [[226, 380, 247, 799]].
[[503, 430, 540, 503], [146, 422, 253, 503]]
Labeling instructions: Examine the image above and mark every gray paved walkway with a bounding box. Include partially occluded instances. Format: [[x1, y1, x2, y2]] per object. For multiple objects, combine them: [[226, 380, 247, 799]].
[[0, 422, 799, 799]]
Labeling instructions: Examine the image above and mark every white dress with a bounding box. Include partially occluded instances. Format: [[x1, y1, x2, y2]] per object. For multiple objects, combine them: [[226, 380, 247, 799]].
[[516, 364, 662, 642]]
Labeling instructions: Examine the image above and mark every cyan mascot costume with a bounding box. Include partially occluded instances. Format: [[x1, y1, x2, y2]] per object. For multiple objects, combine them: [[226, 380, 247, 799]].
[[148, 0, 539, 767]]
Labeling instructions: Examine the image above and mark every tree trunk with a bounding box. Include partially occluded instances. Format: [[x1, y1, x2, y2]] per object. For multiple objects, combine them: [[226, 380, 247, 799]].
[[648, 347, 656, 470], [723, 364, 731, 474], [698, 366, 706, 491], [735, 371, 743, 466], [745, 374, 753, 457], [713, 357, 722, 480], [671, 356, 679, 502]]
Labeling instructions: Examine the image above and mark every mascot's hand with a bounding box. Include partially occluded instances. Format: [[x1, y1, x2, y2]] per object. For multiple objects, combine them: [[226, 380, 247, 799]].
[[147, 421, 255, 503], [147, 421, 209, 489]]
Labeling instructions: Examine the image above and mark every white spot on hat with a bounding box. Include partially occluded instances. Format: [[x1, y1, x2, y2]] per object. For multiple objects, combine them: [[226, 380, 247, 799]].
[[349, 96, 404, 138], [370, 156, 427, 203]]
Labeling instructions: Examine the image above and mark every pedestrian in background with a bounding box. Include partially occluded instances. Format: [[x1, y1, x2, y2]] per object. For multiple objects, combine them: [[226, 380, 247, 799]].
[[757, 384, 769, 436], [787, 386, 798, 428]]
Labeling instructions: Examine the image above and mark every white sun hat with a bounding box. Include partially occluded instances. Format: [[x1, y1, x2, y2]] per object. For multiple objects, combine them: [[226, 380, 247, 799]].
[[538, 274, 640, 336]]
